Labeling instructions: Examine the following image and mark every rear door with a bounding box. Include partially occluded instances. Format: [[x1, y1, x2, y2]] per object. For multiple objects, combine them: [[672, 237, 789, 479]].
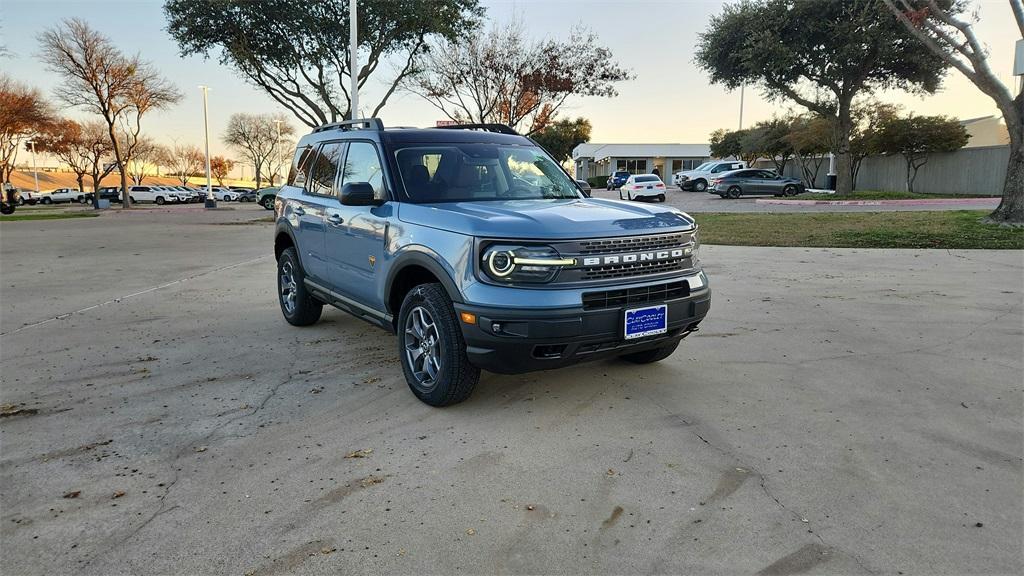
[[324, 140, 391, 311]]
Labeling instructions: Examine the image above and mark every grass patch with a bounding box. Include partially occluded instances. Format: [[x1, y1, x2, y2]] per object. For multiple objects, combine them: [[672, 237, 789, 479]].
[[1, 211, 100, 222], [693, 210, 1023, 249], [792, 190, 998, 201]]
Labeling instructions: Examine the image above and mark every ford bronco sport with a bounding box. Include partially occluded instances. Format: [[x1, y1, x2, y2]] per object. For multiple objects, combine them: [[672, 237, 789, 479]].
[[274, 119, 710, 406]]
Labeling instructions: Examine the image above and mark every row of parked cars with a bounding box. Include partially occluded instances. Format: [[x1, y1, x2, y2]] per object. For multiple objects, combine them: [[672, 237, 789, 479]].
[[16, 184, 281, 208], [605, 160, 805, 200]]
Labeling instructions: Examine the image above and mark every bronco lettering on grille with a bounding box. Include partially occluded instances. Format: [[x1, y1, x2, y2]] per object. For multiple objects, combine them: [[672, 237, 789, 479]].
[[582, 249, 684, 267]]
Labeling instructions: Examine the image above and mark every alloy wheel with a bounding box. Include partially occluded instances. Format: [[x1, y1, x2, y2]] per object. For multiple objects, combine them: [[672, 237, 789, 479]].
[[404, 305, 442, 389], [279, 260, 297, 314]]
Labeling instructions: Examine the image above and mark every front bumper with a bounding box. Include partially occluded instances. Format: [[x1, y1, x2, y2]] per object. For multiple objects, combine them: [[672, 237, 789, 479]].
[[454, 274, 711, 374]]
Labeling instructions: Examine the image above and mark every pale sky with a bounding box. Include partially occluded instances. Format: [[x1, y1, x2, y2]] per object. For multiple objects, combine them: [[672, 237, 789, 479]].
[[1, 0, 1020, 167]]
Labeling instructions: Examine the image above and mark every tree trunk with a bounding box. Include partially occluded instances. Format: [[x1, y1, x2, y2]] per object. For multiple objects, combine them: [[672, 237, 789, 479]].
[[905, 159, 913, 194], [91, 173, 101, 209], [833, 104, 854, 195], [76, 174, 85, 193], [987, 136, 1024, 224], [108, 123, 130, 209], [255, 168, 262, 190]]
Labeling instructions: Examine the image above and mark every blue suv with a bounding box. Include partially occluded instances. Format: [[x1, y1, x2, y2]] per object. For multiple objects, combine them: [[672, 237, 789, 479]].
[[274, 120, 710, 406]]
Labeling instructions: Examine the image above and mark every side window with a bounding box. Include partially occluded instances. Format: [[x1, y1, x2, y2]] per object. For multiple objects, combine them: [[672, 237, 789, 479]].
[[288, 146, 314, 187], [341, 142, 385, 200], [306, 142, 345, 197], [711, 164, 727, 173]]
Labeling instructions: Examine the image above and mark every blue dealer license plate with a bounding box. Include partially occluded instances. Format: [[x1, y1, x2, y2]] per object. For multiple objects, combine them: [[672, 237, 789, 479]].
[[624, 304, 668, 340]]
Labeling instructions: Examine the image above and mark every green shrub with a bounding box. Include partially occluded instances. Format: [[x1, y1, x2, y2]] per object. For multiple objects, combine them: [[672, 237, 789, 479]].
[[586, 176, 607, 188]]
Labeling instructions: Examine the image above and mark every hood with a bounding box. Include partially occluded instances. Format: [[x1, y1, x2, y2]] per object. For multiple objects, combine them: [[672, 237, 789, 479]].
[[398, 198, 695, 240]]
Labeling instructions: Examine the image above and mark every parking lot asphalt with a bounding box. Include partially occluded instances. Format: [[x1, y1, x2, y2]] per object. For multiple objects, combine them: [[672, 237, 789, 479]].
[[589, 187, 1003, 213], [1, 206, 1022, 575]]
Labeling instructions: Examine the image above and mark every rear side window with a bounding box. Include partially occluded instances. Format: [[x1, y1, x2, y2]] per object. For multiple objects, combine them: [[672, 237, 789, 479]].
[[341, 142, 385, 200], [306, 142, 345, 197], [635, 175, 660, 183], [288, 146, 314, 187]]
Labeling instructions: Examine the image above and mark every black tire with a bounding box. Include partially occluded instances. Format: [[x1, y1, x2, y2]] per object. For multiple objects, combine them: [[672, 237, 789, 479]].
[[620, 340, 680, 364], [17, 198, 24, 206], [277, 247, 322, 327], [1, 203, 13, 215], [693, 180, 707, 192], [727, 186, 742, 199], [41, 197, 52, 205], [783, 185, 798, 197], [129, 196, 136, 204], [398, 283, 480, 407], [261, 197, 275, 210], [657, 194, 666, 202], [718, 194, 726, 199], [155, 196, 165, 205]]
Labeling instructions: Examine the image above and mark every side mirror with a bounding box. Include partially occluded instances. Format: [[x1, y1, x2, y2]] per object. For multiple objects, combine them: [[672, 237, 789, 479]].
[[340, 182, 380, 206]]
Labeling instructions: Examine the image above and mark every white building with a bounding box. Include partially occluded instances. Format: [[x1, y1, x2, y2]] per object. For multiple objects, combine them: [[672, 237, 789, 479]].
[[573, 143, 712, 181]]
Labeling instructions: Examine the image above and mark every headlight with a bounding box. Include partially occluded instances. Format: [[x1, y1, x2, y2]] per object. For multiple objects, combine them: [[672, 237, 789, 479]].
[[481, 244, 575, 284]]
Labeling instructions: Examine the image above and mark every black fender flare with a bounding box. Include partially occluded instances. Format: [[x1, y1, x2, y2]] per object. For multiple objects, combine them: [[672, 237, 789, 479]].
[[274, 222, 301, 265], [384, 249, 464, 314]]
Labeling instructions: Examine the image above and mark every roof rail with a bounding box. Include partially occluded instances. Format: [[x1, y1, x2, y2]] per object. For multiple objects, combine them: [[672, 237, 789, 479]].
[[432, 123, 520, 136], [312, 118, 384, 133]]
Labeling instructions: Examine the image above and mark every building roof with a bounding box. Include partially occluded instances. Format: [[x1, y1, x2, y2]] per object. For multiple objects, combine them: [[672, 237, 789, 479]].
[[573, 143, 711, 161]]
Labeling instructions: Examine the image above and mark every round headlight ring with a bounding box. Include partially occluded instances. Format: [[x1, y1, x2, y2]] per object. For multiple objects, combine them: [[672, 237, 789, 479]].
[[487, 250, 516, 277]]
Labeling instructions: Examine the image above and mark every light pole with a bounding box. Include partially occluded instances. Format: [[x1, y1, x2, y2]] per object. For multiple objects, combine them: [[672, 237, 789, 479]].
[[350, 0, 359, 120], [199, 85, 216, 208], [738, 84, 745, 131], [26, 140, 39, 193]]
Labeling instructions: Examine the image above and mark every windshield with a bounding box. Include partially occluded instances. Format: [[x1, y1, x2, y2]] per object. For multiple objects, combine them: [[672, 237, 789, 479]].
[[395, 144, 581, 203], [692, 162, 712, 171]]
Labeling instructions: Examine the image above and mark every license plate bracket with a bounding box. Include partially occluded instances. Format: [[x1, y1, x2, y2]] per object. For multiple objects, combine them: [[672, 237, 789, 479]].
[[624, 304, 668, 340]]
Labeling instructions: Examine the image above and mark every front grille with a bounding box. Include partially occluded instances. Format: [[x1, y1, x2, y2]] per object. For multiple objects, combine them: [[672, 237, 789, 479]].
[[582, 257, 689, 280], [577, 233, 687, 254], [582, 280, 690, 311]]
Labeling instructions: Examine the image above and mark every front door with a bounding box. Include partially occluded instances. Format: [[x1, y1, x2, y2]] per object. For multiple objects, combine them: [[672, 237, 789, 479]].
[[294, 142, 346, 283], [324, 141, 390, 312]]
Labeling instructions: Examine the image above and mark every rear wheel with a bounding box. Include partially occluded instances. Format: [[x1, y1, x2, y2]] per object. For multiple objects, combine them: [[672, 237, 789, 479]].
[[398, 283, 479, 407], [657, 194, 666, 202], [277, 247, 322, 326], [727, 186, 742, 199], [41, 197, 52, 205], [693, 180, 707, 192], [620, 340, 680, 364]]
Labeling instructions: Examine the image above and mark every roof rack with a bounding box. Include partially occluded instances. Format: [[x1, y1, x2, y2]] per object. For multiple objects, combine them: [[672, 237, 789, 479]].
[[432, 123, 520, 136], [312, 118, 384, 133]]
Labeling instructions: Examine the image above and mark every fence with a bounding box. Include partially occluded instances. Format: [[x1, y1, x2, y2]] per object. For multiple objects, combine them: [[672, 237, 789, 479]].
[[763, 145, 1009, 195]]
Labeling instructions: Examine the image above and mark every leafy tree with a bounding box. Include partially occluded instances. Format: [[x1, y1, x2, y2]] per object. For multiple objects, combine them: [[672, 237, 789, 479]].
[[408, 21, 631, 135], [849, 102, 901, 187], [743, 118, 794, 173], [883, 0, 1022, 223], [123, 137, 161, 185], [0, 76, 52, 185], [210, 156, 235, 186], [532, 117, 591, 165], [33, 118, 89, 192], [223, 113, 296, 189], [875, 114, 968, 192], [786, 114, 831, 187], [709, 128, 743, 160], [39, 19, 180, 207], [164, 0, 482, 127], [696, 0, 949, 195]]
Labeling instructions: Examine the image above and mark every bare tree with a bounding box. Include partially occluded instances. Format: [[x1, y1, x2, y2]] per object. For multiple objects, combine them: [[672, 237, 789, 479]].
[[223, 113, 295, 189], [408, 21, 631, 135], [160, 142, 204, 185], [123, 137, 160, 185], [39, 18, 181, 208], [0, 75, 52, 185], [883, 0, 1023, 223]]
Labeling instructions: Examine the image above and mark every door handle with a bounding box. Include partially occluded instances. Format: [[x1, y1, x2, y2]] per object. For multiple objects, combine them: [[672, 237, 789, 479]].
[[327, 213, 344, 226], [293, 206, 306, 216]]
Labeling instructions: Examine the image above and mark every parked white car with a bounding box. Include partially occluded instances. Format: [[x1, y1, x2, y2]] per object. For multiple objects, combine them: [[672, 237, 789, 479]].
[[125, 185, 185, 204], [209, 187, 238, 201], [673, 161, 747, 192], [617, 174, 667, 202], [39, 188, 88, 204]]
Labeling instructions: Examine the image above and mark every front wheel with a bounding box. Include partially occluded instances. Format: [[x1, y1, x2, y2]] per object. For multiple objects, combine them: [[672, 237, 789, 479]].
[[783, 185, 798, 197], [277, 247, 323, 326], [41, 197, 52, 205], [0, 203, 13, 215], [398, 283, 480, 407], [693, 180, 707, 192], [155, 196, 165, 205], [261, 197, 275, 210], [620, 340, 680, 364]]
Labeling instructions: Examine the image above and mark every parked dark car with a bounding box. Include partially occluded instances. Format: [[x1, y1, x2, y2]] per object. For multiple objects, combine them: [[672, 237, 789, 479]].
[[710, 169, 804, 199], [256, 186, 279, 209], [575, 179, 592, 197], [236, 190, 258, 202], [605, 170, 630, 190], [95, 186, 122, 201]]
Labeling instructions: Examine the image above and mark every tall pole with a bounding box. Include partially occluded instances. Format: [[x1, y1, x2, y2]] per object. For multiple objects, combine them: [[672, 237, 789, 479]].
[[28, 140, 39, 193], [738, 84, 745, 131], [350, 0, 359, 120], [200, 85, 216, 208]]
